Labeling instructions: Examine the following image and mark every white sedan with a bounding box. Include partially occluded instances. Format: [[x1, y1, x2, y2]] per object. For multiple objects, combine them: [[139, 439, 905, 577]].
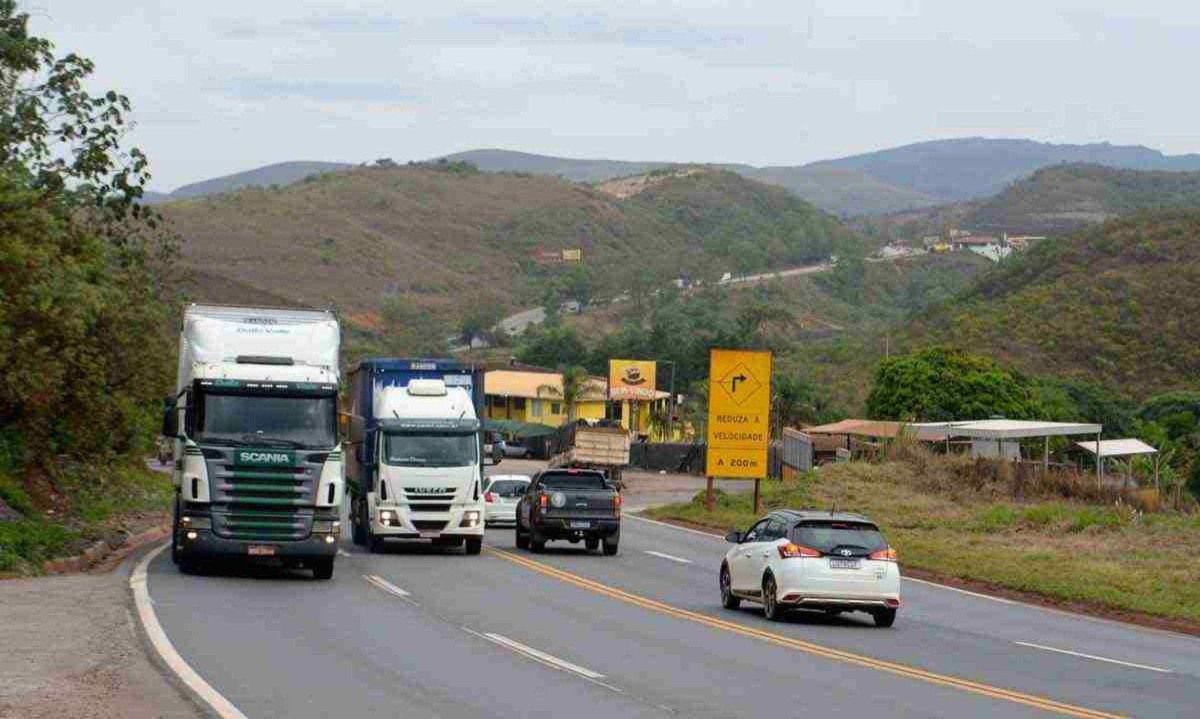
[[483, 475, 530, 526], [719, 509, 901, 627]]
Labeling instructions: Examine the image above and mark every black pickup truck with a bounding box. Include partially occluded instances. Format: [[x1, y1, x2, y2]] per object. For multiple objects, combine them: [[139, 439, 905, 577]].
[[515, 468, 621, 555]]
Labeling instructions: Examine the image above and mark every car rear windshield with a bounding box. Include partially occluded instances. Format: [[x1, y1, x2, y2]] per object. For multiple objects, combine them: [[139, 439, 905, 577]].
[[487, 479, 528, 497], [791, 521, 886, 553], [539, 472, 607, 490]]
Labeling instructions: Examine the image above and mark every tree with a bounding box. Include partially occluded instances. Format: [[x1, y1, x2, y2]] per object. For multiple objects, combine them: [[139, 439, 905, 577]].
[[866, 348, 1042, 422], [515, 324, 589, 369], [0, 2, 172, 468], [559, 264, 593, 308], [458, 299, 503, 347], [537, 366, 591, 423], [380, 295, 445, 356]]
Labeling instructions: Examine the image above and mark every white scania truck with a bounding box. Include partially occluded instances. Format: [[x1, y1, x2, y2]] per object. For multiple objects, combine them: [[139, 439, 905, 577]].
[[164, 304, 344, 579], [346, 359, 486, 555]]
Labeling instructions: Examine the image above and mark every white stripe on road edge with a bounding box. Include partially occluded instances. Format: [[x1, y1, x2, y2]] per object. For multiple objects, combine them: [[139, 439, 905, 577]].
[[1014, 641, 1173, 673], [465, 629, 606, 680], [644, 550, 692, 564], [903, 576, 1016, 605], [628, 514, 728, 539], [131, 543, 249, 719], [364, 574, 410, 597]]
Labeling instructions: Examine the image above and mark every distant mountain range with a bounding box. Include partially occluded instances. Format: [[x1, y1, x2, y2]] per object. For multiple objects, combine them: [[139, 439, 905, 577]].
[[144, 161, 352, 204], [146, 138, 1200, 216]]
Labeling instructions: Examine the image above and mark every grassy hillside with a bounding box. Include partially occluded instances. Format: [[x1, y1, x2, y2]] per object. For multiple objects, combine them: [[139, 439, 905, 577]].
[[903, 211, 1200, 398], [164, 165, 852, 321], [968, 164, 1200, 234], [816, 138, 1200, 202]]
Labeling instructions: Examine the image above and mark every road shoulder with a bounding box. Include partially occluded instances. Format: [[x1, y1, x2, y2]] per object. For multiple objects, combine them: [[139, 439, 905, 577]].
[[0, 547, 201, 719]]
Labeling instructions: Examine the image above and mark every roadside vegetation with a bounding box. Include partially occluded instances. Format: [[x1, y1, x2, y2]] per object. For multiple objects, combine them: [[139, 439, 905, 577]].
[[647, 447, 1200, 625], [0, 3, 175, 573]]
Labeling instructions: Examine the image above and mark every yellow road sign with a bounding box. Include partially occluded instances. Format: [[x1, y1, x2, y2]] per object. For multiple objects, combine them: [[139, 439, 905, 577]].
[[706, 349, 772, 478]]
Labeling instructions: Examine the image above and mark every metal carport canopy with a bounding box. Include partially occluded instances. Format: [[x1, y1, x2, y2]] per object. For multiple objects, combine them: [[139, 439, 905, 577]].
[[1075, 438, 1157, 458], [912, 419, 1102, 440]]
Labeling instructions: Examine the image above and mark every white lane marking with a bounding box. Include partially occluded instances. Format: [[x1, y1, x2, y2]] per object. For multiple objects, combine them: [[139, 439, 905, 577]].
[[466, 629, 607, 680], [629, 514, 726, 539], [902, 577, 1016, 605], [131, 543, 249, 719], [337, 549, 352, 557], [644, 550, 693, 564], [1014, 641, 1173, 673], [363, 574, 410, 597]]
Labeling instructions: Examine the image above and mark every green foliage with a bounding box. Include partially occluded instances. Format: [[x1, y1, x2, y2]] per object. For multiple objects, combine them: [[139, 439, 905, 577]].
[[0, 519, 72, 572], [379, 294, 447, 356], [867, 347, 1042, 421], [515, 324, 591, 369]]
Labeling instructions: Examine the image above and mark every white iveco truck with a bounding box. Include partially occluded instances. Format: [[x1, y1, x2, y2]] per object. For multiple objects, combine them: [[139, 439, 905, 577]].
[[346, 359, 486, 555], [164, 304, 344, 579]]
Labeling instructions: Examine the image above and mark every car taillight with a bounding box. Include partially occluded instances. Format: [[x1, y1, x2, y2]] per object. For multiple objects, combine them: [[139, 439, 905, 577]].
[[869, 547, 898, 562], [778, 543, 822, 559], [484, 491, 495, 504]]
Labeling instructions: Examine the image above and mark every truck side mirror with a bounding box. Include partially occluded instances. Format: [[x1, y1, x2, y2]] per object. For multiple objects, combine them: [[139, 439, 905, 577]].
[[161, 397, 179, 438]]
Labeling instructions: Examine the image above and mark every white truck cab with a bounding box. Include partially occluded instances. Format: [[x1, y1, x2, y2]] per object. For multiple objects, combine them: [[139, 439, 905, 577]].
[[363, 379, 485, 555]]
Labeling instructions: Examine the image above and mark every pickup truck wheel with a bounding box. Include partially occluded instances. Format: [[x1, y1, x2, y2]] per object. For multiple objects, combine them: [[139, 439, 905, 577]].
[[515, 525, 529, 550], [465, 537, 482, 555], [530, 532, 546, 553], [872, 608, 897, 628], [584, 537, 600, 552], [311, 558, 334, 580], [602, 538, 619, 556]]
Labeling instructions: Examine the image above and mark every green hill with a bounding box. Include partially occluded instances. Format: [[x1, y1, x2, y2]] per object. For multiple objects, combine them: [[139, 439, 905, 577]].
[[968, 164, 1200, 234], [906, 211, 1200, 399], [162, 165, 852, 322]]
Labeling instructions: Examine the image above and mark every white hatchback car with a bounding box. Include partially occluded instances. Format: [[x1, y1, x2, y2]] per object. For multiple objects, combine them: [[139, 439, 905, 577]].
[[719, 510, 901, 627], [482, 475, 530, 526]]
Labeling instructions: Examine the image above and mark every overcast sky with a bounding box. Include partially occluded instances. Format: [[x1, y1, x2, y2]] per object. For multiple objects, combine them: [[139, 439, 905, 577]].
[[36, 1, 1200, 191]]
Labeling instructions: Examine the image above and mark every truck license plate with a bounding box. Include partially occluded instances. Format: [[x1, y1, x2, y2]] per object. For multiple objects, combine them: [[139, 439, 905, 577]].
[[570, 521, 591, 529], [247, 545, 277, 556], [419, 532, 440, 539]]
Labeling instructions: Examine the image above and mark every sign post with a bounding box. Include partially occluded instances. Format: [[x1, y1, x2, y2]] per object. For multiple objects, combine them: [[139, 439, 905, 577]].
[[705, 349, 772, 513]]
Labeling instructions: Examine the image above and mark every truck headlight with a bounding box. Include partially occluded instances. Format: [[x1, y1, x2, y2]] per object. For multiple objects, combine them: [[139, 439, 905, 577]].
[[460, 510, 481, 528], [379, 510, 395, 526], [313, 520, 340, 535], [180, 516, 211, 530]]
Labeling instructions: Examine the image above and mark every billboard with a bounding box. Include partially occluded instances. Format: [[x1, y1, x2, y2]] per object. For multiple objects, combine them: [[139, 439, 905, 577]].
[[562, 248, 582, 262], [608, 360, 657, 401], [705, 349, 772, 479]]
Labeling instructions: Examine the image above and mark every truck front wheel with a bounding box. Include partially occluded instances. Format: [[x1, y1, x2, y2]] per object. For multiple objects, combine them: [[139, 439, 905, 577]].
[[351, 501, 366, 546], [465, 537, 482, 555], [312, 558, 334, 580], [170, 495, 181, 565]]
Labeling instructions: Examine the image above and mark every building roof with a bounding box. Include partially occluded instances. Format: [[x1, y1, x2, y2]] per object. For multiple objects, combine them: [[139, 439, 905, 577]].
[[913, 419, 1101, 440], [1075, 439, 1157, 458], [802, 419, 946, 441], [484, 369, 668, 402], [953, 236, 1001, 245]]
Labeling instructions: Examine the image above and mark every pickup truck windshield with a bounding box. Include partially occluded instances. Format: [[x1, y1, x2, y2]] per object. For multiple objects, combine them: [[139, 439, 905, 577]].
[[197, 393, 336, 449], [384, 432, 477, 468], [791, 521, 886, 553], [539, 473, 607, 490]]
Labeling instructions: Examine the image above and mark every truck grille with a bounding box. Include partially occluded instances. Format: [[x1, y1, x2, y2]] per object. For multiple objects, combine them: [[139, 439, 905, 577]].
[[203, 448, 322, 540], [409, 503, 451, 513], [412, 520, 447, 532]]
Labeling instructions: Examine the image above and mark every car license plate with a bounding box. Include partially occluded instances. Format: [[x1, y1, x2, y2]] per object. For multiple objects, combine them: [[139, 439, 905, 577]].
[[247, 545, 276, 556], [419, 532, 440, 539], [829, 558, 861, 570], [569, 521, 591, 529]]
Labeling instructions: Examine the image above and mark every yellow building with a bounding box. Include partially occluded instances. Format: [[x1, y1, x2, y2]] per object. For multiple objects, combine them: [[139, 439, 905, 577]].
[[484, 369, 674, 439]]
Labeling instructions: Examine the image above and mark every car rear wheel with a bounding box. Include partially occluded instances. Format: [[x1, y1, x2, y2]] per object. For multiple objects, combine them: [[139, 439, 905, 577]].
[[872, 608, 897, 628], [762, 574, 783, 621], [720, 565, 740, 610]]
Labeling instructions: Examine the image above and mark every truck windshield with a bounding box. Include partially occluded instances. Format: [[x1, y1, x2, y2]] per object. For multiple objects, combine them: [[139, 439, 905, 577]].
[[197, 393, 336, 449], [383, 433, 477, 468]]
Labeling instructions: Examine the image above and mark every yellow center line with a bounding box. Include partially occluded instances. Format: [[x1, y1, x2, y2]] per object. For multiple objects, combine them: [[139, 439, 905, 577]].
[[486, 547, 1124, 719]]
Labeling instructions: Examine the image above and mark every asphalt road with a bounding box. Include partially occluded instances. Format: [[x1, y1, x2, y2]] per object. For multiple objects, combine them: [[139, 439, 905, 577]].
[[145, 478, 1200, 718]]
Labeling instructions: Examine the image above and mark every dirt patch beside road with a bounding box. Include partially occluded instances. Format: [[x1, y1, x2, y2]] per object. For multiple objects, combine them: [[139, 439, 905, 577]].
[[0, 551, 199, 719]]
